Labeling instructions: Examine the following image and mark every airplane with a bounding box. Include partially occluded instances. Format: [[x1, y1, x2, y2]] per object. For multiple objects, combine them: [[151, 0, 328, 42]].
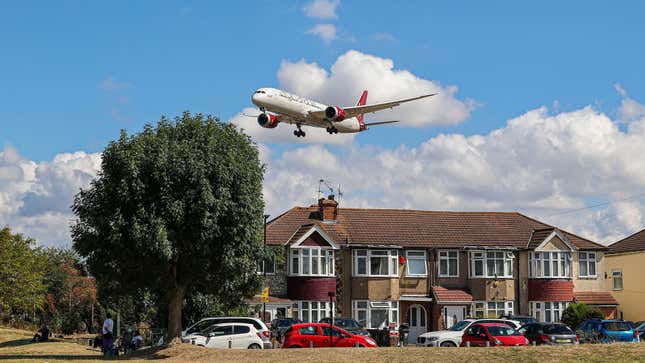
[[250, 88, 437, 137]]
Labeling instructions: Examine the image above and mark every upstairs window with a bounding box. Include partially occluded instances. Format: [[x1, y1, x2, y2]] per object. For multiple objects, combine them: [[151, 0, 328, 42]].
[[353, 250, 399, 277], [529, 252, 571, 278], [469, 251, 513, 278], [612, 269, 623, 290], [406, 250, 427, 277], [257, 257, 276, 275], [578, 252, 597, 278], [438, 250, 459, 277], [289, 248, 334, 277]]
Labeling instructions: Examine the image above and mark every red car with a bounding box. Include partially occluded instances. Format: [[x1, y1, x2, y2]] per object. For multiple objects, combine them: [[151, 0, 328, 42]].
[[460, 323, 528, 347], [282, 323, 378, 348]]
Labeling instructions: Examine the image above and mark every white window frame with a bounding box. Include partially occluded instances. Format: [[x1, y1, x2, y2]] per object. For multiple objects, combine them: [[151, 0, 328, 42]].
[[529, 301, 569, 323], [292, 301, 333, 323], [352, 249, 399, 277], [256, 258, 276, 275], [468, 251, 514, 278], [529, 251, 572, 278], [438, 250, 459, 277], [352, 300, 399, 329], [612, 269, 623, 290], [471, 301, 514, 318], [289, 247, 334, 277], [406, 250, 427, 277], [578, 252, 597, 278]]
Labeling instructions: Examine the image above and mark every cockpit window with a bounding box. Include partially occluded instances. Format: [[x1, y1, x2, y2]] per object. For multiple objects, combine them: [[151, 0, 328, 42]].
[[255, 90, 266, 94]]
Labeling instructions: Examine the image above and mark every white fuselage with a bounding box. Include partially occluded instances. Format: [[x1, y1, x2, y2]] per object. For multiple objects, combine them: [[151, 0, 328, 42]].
[[251, 88, 362, 133]]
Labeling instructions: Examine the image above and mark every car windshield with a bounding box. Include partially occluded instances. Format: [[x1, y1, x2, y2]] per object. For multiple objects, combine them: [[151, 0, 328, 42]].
[[487, 326, 520, 336], [277, 319, 299, 327], [337, 319, 361, 329], [449, 321, 471, 331], [637, 324, 645, 331], [543, 324, 574, 335], [602, 322, 631, 331]]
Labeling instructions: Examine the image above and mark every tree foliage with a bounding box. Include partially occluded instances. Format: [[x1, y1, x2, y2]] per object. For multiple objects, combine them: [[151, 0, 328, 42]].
[[0, 227, 46, 318], [561, 302, 604, 329], [72, 112, 267, 338]]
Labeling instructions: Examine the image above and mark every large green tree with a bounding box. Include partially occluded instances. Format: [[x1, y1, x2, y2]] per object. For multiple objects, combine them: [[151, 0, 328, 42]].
[[72, 113, 266, 338]]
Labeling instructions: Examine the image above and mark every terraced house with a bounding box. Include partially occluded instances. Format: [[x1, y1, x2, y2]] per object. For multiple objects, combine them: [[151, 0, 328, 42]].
[[256, 195, 616, 342]]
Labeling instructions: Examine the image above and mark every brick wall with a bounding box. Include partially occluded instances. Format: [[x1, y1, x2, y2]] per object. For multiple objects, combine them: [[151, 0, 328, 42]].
[[527, 280, 574, 301]]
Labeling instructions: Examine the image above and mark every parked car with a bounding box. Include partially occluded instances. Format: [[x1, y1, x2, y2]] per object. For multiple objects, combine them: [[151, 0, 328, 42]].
[[635, 323, 645, 341], [576, 319, 639, 343], [416, 319, 521, 347], [282, 323, 378, 348], [270, 318, 302, 340], [499, 315, 537, 325], [518, 322, 578, 345], [318, 317, 371, 337], [460, 323, 528, 347], [182, 317, 271, 349], [186, 323, 264, 349]]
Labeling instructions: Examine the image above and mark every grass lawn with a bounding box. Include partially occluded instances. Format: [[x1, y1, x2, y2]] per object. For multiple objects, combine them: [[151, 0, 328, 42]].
[[1, 326, 643, 362]]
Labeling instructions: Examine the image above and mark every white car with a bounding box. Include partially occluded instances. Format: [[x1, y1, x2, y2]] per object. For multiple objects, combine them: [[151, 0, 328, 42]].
[[416, 319, 521, 347], [182, 317, 271, 349], [186, 323, 264, 349]]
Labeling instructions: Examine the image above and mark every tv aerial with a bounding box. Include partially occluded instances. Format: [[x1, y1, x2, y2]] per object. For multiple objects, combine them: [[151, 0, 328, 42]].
[[318, 179, 343, 203]]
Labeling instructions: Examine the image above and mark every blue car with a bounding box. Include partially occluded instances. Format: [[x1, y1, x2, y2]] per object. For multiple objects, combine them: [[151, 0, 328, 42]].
[[576, 319, 639, 343]]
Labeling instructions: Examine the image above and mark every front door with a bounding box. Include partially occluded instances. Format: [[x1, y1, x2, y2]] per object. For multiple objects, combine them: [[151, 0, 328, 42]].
[[444, 306, 466, 329], [407, 305, 427, 343]]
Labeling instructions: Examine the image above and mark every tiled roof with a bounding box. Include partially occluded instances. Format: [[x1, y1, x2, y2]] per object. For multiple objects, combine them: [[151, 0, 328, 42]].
[[266, 206, 605, 250], [573, 292, 618, 306], [608, 229, 645, 254], [526, 228, 556, 249], [432, 286, 473, 303]]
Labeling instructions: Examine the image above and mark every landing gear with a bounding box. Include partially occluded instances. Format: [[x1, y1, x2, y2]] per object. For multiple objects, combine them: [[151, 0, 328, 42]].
[[326, 126, 338, 134], [294, 124, 306, 138]]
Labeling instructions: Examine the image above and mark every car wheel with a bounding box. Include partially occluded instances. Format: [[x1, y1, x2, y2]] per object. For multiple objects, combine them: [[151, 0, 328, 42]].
[[248, 343, 262, 349], [440, 341, 457, 347]]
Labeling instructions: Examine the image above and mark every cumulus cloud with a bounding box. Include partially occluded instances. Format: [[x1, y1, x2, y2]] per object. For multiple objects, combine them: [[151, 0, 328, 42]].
[[262, 96, 645, 245], [306, 24, 337, 43], [0, 147, 101, 247], [303, 0, 340, 19]]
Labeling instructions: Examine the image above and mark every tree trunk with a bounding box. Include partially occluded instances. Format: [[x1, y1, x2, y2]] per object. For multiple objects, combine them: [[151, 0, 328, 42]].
[[167, 285, 187, 341]]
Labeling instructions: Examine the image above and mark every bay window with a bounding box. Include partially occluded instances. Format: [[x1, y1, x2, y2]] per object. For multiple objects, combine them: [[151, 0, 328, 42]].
[[529, 251, 572, 278], [472, 301, 514, 318], [530, 301, 569, 322], [352, 300, 399, 329], [292, 301, 332, 323], [353, 249, 399, 277], [406, 250, 427, 276], [289, 248, 334, 276], [578, 252, 597, 277], [438, 250, 459, 277], [469, 251, 514, 278]]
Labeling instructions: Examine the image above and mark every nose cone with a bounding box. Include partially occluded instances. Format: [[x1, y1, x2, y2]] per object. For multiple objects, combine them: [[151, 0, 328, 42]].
[[251, 91, 262, 106]]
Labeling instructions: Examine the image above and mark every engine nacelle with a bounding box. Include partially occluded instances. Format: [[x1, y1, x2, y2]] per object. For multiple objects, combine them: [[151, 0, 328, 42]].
[[325, 106, 346, 122], [257, 113, 279, 128]]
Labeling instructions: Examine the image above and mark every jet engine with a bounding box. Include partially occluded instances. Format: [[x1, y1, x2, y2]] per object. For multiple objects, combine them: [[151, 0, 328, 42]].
[[324, 106, 346, 122], [257, 113, 279, 128]]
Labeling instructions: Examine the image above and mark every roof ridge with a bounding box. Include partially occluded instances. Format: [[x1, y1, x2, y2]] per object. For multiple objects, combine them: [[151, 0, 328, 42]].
[[516, 212, 606, 249], [609, 227, 645, 246], [337, 208, 522, 215]]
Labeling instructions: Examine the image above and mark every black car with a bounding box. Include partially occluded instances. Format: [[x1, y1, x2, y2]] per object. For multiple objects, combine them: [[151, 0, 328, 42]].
[[318, 317, 370, 337], [269, 318, 302, 340], [519, 322, 578, 345]]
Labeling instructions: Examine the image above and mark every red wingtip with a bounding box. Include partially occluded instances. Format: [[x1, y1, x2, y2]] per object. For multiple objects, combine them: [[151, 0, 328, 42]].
[[356, 90, 368, 124]]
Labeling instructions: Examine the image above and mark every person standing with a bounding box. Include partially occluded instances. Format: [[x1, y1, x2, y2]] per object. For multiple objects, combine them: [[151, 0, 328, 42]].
[[102, 313, 114, 356]]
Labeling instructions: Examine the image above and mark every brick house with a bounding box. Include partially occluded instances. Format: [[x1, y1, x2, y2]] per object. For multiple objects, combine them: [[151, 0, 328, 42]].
[[255, 195, 614, 342]]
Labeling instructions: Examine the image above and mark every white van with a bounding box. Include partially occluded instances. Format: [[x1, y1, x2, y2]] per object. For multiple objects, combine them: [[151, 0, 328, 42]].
[[182, 317, 271, 349]]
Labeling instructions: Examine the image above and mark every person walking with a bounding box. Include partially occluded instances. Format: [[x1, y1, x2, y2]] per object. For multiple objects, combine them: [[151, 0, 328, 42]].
[[102, 313, 114, 356]]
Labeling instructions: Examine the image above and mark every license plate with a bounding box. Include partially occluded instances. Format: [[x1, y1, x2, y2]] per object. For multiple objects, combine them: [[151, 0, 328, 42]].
[[556, 339, 569, 343]]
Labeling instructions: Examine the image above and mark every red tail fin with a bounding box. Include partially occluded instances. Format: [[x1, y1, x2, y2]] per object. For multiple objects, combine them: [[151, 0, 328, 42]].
[[356, 90, 368, 124]]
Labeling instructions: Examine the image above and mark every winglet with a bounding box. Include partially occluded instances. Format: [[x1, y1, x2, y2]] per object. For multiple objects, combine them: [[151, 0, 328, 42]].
[[356, 90, 368, 124]]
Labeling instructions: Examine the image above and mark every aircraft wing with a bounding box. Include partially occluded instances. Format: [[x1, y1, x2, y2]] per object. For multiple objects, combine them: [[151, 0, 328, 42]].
[[309, 93, 437, 119]]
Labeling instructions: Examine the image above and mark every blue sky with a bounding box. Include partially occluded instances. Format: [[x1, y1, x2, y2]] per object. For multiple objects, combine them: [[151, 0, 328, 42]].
[[2, 1, 645, 246]]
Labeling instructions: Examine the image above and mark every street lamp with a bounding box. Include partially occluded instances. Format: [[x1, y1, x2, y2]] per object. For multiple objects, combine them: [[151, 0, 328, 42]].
[[263, 214, 270, 323], [328, 291, 335, 348]]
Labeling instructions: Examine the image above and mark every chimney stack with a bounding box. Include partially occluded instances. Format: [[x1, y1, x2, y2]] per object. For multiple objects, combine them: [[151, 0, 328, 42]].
[[318, 194, 338, 222]]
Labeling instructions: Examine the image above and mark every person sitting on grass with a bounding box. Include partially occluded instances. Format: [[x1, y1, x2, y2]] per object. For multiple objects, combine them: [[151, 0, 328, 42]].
[[31, 324, 50, 343], [131, 330, 143, 350]]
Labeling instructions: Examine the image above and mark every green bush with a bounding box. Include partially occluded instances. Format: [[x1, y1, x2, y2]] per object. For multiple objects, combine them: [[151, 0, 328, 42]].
[[561, 302, 604, 329]]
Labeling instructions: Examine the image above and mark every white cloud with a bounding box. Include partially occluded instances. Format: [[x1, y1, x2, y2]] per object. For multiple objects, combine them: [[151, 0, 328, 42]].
[[262, 96, 645, 245], [303, 0, 339, 19], [306, 24, 337, 43], [100, 76, 132, 91], [371, 33, 397, 42]]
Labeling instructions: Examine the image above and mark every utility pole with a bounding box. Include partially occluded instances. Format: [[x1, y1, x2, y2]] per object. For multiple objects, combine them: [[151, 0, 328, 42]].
[[263, 214, 270, 323]]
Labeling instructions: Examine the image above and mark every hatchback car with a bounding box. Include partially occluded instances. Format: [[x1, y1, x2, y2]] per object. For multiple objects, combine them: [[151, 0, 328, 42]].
[[318, 317, 370, 337], [460, 323, 528, 347], [187, 323, 264, 349], [182, 317, 271, 348], [270, 318, 302, 340], [282, 323, 378, 348], [577, 319, 639, 343], [519, 322, 578, 345], [417, 319, 521, 347]]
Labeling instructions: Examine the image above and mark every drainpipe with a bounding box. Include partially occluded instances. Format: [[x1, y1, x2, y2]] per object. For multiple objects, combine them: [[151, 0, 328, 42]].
[[515, 251, 521, 314]]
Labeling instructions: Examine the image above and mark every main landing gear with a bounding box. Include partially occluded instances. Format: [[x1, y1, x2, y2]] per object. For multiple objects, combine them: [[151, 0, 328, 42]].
[[326, 126, 338, 134], [294, 124, 306, 138]]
